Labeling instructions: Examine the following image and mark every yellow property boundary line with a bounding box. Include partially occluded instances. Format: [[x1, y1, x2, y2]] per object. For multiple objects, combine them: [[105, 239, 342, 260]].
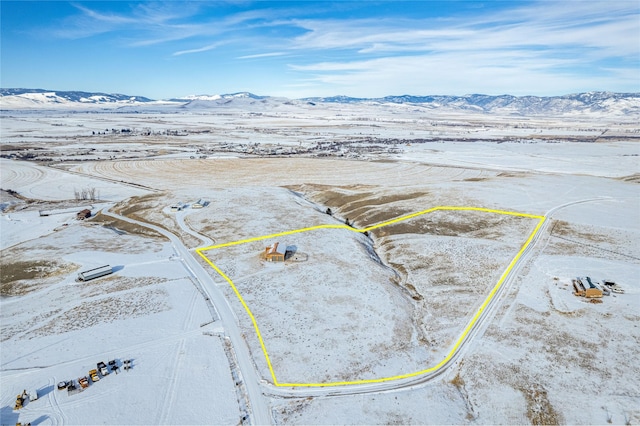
[[196, 206, 546, 387]]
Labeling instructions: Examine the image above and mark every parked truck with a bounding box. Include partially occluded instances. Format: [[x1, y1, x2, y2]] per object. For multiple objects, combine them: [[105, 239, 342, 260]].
[[97, 361, 109, 376], [78, 377, 90, 389], [89, 369, 100, 382]]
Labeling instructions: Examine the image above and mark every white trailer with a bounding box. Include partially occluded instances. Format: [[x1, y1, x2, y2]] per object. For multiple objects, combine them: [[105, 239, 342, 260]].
[[77, 265, 113, 281]]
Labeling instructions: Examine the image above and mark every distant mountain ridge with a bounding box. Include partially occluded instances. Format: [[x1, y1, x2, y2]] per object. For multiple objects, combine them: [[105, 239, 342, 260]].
[[168, 92, 266, 102], [303, 92, 640, 115], [1, 88, 638, 116], [0, 88, 153, 104]]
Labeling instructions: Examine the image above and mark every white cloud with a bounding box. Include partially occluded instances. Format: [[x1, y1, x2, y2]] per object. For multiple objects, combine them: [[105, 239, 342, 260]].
[[173, 41, 226, 56], [41, 1, 638, 96], [281, 1, 639, 96], [237, 52, 286, 59], [289, 49, 637, 97]]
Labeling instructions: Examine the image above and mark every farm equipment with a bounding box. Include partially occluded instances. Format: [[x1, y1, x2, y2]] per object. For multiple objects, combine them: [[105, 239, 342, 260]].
[[14, 390, 27, 410], [89, 369, 100, 382], [67, 380, 80, 395], [97, 361, 109, 376], [123, 359, 132, 371], [57, 381, 69, 390]]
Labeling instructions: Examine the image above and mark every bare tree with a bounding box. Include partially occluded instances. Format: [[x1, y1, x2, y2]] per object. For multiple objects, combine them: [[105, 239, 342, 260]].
[[74, 187, 99, 201]]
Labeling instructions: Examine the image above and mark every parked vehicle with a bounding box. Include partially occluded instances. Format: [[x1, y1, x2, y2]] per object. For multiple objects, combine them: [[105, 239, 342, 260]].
[[89, 369, 100, 382], [14, 391, 27, 410], [97, 361, 109, 376], [611, 285, 625, 294]]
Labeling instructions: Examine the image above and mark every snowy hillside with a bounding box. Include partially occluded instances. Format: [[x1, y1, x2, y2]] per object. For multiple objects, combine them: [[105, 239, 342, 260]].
[[0, 89, 153, 108], [168, 92, 266, 103], [305, 92, 640, 116], [1, 88, 638, 116]]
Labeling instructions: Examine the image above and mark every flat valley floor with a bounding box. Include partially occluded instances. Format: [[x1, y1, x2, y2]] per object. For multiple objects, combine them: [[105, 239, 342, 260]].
[[1, 109, 638, 425]]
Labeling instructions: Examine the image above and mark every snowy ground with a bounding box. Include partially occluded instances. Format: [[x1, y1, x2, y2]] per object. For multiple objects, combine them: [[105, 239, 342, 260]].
[[1, 213, 238, 425], [1, 105, 638, 425]]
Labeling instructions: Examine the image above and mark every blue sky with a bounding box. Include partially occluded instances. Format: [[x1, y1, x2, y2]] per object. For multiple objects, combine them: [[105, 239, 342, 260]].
[[1, 1, 638, 99]]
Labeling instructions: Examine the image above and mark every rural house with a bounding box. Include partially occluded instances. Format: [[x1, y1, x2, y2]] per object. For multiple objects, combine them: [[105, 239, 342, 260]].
[[265, 242, 286, 262]]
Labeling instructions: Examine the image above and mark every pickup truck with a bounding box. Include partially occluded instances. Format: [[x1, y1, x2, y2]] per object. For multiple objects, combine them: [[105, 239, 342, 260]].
[[89, 369, 100, 382]]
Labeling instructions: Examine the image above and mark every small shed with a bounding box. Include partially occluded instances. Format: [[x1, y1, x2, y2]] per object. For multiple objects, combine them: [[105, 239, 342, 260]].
[[265, 242, 286, 262], [76, 209, 91, 220]]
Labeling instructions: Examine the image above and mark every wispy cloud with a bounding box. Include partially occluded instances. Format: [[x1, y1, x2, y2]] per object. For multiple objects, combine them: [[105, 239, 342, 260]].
[[36, 0, 638, 95], [237, 52, 286, 59], [282, 1, 639, 95], [173, 41, 226, 56]]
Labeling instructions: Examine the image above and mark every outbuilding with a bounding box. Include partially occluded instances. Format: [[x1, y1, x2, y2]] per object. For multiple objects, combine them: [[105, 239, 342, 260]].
[[77, 265, 113, 281], [192, 199, 206, 209], [76, 209, 91, 220], [265, 242, 286, 262]]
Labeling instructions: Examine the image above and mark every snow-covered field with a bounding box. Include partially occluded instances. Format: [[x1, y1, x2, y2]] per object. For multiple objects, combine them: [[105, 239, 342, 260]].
[[1, 214, 238, 425], [1, 104, 638, 425]]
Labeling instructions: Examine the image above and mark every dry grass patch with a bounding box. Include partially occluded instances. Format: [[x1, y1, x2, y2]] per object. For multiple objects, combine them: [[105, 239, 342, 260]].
[[0, 259, 79, 296], [375, 211, 530, 240], [31, 287, 170, 336], [618, 173, 640, 183], [90, 211, 165, 239], [551, 220, 616, 244], [82, 276, 170, 297], [112, 193, 201, 247], [289, 184, 427, 226], [1, 308, 63, 341], [521, 383, 562, 425]]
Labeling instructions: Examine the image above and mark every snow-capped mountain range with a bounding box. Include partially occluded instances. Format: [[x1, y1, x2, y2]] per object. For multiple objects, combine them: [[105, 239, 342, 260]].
[[1, 88, 638, 116], [0, 88, 153, 105]]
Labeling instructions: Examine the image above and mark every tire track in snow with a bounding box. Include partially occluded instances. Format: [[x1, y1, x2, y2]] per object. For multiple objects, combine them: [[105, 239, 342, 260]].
[[157, 338, 186, 425]]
